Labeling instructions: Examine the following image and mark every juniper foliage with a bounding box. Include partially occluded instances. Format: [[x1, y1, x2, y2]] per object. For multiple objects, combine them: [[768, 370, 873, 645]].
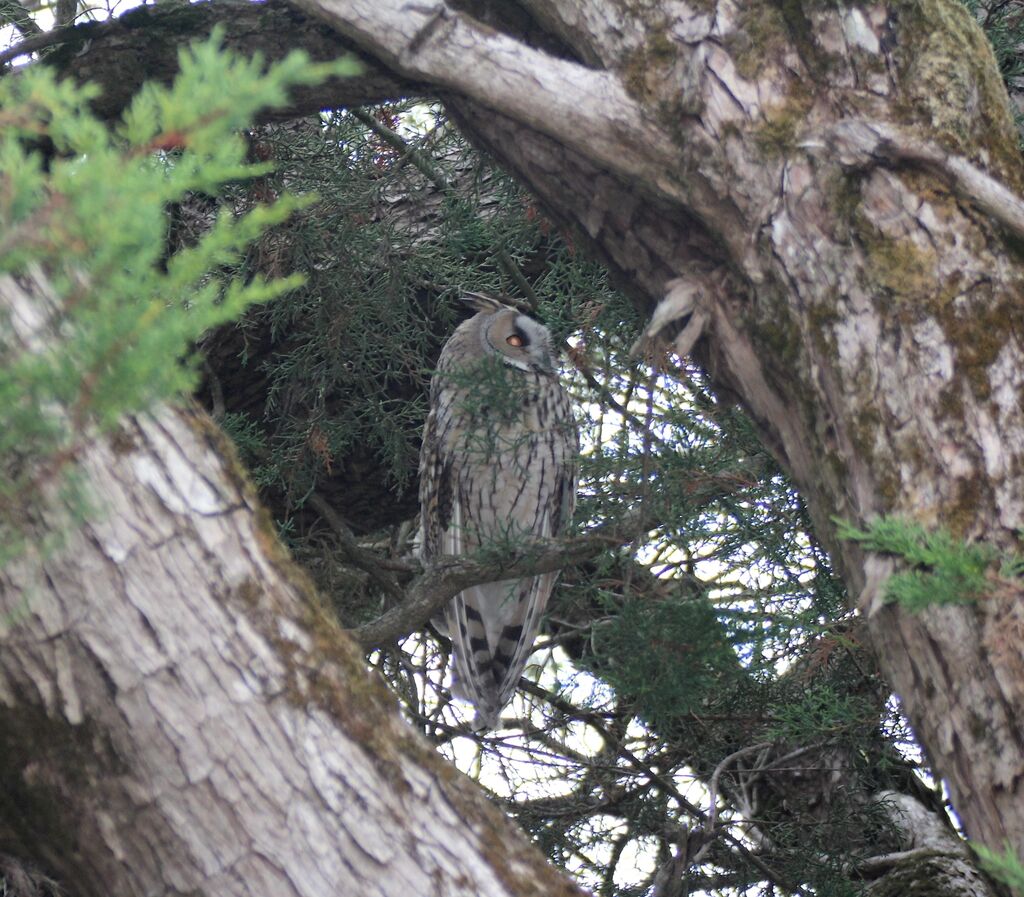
[[0, 31, 352, 558], [837, 518, 999, 611], [975, 842, 1024, 895]]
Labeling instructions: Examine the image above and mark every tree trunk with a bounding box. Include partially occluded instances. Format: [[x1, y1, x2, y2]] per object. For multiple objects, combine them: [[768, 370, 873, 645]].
[[288, 0, 1024, 857], [0, 270, 584, 897]]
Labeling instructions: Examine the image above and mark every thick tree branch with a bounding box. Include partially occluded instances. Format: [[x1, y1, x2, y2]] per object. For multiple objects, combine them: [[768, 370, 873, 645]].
[[0, 25, 72, 66], [5, 0, 421, 119], [293, 0, 682, 192], [809, 119, 1024, 241]]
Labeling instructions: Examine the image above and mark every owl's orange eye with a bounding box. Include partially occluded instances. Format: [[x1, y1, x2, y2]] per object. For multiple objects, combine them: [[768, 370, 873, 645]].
[[506, 334, 525, 348]]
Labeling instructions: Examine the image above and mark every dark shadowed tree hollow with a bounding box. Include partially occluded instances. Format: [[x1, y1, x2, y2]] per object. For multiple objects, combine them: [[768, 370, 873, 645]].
[[3, 0, 1024, 895]]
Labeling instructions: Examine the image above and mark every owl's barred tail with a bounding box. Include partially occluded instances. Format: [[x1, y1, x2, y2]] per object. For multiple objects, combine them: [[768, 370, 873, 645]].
[[450, 656, 502, 729], [471, 705, 502, 732]]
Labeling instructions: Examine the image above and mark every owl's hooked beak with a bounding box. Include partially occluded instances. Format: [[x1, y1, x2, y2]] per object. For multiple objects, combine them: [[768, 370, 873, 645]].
[[533, 355, 557, 375], [501, 355, 544, 374], [502, 353, 555, 375]]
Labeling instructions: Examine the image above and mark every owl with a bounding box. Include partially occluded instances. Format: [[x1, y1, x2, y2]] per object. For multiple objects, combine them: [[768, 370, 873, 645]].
[[420, 292, 578, 730]]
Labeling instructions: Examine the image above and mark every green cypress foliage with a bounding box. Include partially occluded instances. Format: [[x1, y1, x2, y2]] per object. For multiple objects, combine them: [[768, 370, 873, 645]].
[[974, 842, 1024, 895], [8, 3, 1022, 892], [204, 105, 625, 519], [0, 31, 354, 557], [837, 517, 1004, 610]]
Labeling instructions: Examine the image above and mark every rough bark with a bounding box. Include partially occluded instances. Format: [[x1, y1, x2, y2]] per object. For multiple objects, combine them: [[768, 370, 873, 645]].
[[861, 792, 993, 897], [0, 270, 585, 897], [275, 0, 1024, 858], [7, 0, 1024, 885]]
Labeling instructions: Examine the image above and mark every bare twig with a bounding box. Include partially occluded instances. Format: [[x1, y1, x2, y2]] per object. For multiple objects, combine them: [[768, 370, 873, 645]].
[[350, 107, 451, 191], [706, 742, 772, 841], [293, 0, 681, 194], [518, 679, 811, 897], [0, 21, 73, 67], [307, 491, 408, 604]]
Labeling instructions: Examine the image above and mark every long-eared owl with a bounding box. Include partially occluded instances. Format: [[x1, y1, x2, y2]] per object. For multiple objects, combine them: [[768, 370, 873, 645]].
[[419, 293, 578, 730]]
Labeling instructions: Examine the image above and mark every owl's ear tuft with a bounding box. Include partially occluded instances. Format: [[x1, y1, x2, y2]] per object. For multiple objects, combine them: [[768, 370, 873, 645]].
[[460, 291, 510, 314], [461, 292, 534, 316]]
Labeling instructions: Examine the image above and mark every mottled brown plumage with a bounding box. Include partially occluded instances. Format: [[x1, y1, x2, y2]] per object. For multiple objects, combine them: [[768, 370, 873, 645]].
[[420, 293, 578, 730]]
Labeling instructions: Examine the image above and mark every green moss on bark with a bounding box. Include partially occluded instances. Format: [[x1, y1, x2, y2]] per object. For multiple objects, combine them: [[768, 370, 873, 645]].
[[727, 2, 792, 81], [852, 204, 941, 307], [933, 286, 1024, 401], [621, 26, 704, 118], [754, 88, 815, 157], [893, 0, 1023, 189]]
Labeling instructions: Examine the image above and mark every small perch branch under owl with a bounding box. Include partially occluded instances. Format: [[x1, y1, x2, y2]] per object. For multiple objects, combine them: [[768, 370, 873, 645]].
[[350, 513, 649, 649]]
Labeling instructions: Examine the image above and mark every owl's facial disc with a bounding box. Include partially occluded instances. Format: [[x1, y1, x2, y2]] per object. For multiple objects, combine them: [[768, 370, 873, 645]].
[[484, 310, 554, 373]]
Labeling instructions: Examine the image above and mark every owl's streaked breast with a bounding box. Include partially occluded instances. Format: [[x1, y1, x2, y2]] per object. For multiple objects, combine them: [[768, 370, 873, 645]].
[[419, 294, 578, 730]]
